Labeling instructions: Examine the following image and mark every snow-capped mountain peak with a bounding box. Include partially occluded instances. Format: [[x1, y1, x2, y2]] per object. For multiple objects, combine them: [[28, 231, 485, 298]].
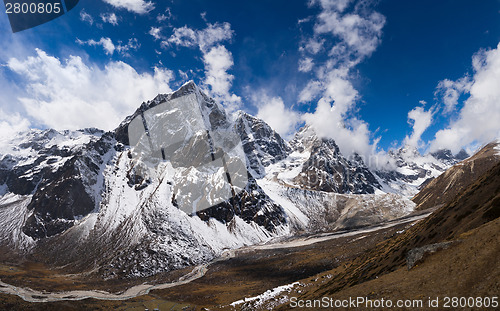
[[0, 82, 453, 278]]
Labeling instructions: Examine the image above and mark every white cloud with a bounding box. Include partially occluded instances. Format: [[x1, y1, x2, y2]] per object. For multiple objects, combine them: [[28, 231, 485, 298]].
[[165, 26, 196, 48], [435, 77, 472, 114], [314, 10, 385, 60], [164, 22, 233, 52], [6, 49, 173, 131], [299, 57, 314, 72], [309, 0, 353, 13], [256, 96, 300, 139], [77, 37, 115, 55], [203, 46, 233, 94], [0, 109, 31, 152], [165, 23, 240, 112], [298, 16, 313, 24], [157, 8, 172, 22], [77, 37, 140, 56], [116, 38, 141, 55], [80, 9, 94, 25], [302, 98, 374, 159], [149, 27, 163, 40], [403, 105, 433, 149], [298, 80, 323, 103], [203, 45, 242, 113], [298, 0, 386, 158], [101, 12, 119, 26], [102, 0, 154, 14], [301, 38, 325, 55], [430, 42, 500, 153]]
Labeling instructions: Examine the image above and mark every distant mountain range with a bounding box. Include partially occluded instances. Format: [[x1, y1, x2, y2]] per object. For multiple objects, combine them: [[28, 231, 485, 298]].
[[0, 81, 488, 278]]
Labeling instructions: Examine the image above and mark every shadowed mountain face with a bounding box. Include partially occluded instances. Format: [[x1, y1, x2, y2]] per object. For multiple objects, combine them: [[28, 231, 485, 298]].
[[0, 82, 291, 277], [289, 126, 381, 194], [413, 141, 500, 210]]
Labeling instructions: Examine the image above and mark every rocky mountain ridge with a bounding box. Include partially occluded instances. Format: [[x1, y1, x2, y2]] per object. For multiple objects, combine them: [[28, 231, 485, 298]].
[[0, 81, 472, 278]]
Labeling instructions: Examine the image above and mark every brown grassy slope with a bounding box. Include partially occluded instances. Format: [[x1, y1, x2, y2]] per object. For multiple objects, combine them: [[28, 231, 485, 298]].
[[301, 217, 499, 311], [413, 141, 499, 210], [308, 160, 500, 297]]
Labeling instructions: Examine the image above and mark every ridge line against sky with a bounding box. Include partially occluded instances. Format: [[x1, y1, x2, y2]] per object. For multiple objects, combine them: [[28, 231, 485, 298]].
[[0, 0, 500, 158]]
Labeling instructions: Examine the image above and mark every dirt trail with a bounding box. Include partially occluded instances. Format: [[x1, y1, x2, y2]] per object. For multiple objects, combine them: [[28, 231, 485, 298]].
[[0, 212, 430, 303]]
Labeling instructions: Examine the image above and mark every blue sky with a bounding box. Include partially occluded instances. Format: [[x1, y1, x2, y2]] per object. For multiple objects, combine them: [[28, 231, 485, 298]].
[[1, 0, 500, 157]]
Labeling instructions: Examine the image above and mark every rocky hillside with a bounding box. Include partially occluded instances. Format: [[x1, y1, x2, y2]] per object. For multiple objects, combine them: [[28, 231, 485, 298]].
[[299, 154, 500, 298], [413, 140, 500, 210]]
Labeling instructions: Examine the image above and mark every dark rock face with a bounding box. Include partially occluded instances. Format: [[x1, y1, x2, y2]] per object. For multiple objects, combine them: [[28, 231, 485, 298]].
[[197, 177, 286, 233], [431, 149, 470, 164], [290, 127, 381, 194], [234, 112, 291, 177], [15, 132, 115, 239], [22, 158, 94, 238], [0, 131, 74, 196], [295, 139, 380, 194]]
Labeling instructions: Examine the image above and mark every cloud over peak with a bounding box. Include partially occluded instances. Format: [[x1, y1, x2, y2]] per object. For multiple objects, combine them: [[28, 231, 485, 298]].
[[297, 0, 386, 159], [6, 49, 173, 131]]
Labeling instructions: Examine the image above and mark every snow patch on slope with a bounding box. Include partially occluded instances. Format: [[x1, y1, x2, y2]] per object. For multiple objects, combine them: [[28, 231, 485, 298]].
[[230, 281, 300, 308], [258, 179, 415, 233]]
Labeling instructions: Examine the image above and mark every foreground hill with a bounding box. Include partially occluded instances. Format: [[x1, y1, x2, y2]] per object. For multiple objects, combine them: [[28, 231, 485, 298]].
[[269, 156, 500, 309], [413, 140, 500, 210]]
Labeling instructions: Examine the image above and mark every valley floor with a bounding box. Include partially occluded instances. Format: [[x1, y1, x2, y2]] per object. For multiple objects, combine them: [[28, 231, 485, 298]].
[[0, 214, 423, 310], [0, 212, 497, 311]]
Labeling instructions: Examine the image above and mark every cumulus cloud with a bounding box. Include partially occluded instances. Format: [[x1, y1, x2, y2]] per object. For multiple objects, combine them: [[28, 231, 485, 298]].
[[298, 80, 323, 103], [430, 42, 500, 153], [77, 37, 140, 56], [101, 12, 119, 26], [255, 95, 300, 139], [302, 98, 374, 159], [165, 22, 240, 112], [116, 38, 141, 56], [203, 45, 242, 113], [403, 105, 434, 149], [297, 0, 385, 160], [102, 0, 154, 14], [6, 49, 173, 131], [301, 38, 325, 54], [314, 11, 385, 61]]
